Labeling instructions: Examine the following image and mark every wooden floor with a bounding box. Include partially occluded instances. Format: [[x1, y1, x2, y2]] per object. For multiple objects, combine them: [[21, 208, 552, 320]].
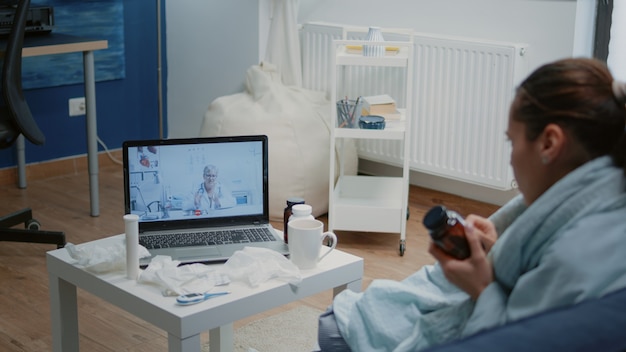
[[0, 161, 500, 351]]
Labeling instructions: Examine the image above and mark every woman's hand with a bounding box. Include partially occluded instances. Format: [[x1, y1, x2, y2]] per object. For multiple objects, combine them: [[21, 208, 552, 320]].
[[465, 215, 498, 253], [429, 224, 494, 300]]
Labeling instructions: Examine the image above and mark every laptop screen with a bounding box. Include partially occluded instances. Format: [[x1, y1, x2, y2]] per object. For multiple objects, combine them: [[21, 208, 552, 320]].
[[122, 135, 269, 232]]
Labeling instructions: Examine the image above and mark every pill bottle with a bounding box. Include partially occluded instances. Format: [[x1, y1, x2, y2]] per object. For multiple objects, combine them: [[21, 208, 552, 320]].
[[422, 205, 470, 260], [283, 197, 305, 243]]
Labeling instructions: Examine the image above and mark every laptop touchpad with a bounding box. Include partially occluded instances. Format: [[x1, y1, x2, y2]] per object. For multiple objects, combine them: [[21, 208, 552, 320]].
[[175, 247, 220, 259]]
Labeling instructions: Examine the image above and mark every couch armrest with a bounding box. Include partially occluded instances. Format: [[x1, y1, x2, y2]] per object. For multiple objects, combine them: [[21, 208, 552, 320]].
[[424, 287, 626, 352]]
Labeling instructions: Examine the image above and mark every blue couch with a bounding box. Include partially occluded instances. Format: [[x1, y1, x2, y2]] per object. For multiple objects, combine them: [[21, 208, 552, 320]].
[[424, 287, 626, 352]]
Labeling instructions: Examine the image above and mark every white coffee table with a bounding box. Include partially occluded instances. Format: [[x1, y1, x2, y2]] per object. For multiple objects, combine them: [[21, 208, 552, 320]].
[[47, 234, 363, 352]]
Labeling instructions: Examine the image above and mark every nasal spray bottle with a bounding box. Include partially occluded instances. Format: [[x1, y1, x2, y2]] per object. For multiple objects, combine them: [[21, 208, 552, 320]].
[[124, 214, 140, 280]]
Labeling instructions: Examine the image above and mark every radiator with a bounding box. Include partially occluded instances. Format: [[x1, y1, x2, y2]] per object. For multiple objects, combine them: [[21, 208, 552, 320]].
[[300, 23, 528, 190]]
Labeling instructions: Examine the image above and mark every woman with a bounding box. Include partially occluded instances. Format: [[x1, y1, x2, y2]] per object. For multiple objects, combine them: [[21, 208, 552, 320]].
[[318, 58, 626, 351]]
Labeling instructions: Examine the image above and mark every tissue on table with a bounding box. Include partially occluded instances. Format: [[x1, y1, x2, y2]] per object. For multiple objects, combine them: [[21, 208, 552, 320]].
[[138, 247, 301, 295], [220, 246, 302, 288], [138, 255, 230, 296], [65, 238, 151, 274]]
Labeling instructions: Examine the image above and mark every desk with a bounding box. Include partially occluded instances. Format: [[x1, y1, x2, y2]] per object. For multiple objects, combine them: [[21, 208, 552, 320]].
[[47, 235, 364, 351], [0, 33, 108, 217]]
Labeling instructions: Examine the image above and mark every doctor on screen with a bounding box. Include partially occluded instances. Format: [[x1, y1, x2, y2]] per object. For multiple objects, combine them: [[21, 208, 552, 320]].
[[191, 164, 236, 211]]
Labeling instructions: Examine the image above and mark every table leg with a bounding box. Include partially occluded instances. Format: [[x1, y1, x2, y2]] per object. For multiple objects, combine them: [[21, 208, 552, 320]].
[[49, 273, 79, 352], [82, 50, 99, 217], [209, 323, 234, 352], [333, 278, 363, 297], [168, 332, 202, 352]]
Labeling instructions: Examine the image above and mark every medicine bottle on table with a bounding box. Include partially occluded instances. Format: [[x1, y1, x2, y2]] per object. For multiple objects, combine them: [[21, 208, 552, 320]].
[[283, 197, 305, 243], [423, 205, 471, 260]]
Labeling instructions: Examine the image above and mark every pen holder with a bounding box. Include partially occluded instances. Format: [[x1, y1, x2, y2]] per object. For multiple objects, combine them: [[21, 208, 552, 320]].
[[336, 99, 363, 128]]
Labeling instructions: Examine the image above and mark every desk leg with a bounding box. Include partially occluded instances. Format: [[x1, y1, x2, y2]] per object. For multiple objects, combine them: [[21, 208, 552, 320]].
[[16, 134, 26, 188], [49, 273, 79, 352], [168, 332, 201, 352], [83, 50, 99, 217], [333, 278, 362, 297], [209, 323, 234, 352]]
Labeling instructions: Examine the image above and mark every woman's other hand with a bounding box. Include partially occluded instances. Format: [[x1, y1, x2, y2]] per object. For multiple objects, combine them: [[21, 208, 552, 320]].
[[466, 215, 498, 253], [429, 225, 494, 300]]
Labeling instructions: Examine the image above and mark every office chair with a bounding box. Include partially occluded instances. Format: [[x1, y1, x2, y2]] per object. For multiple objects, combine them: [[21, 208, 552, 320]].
[[0, 0, 65, 248]]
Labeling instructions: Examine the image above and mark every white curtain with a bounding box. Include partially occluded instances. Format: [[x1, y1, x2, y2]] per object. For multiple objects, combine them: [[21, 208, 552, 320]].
[[608, 1, 626, 81], [264, 0, 302, 87]]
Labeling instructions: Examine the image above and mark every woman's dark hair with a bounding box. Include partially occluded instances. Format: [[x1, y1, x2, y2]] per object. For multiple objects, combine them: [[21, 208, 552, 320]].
[[513, 58, 626, 172]]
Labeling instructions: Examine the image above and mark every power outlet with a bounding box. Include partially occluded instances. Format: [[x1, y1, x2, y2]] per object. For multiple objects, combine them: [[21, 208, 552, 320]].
[[68, 97, 86, 116]]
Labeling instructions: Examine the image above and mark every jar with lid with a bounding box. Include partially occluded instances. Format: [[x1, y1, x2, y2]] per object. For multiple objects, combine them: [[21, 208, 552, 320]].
[[422, 205, 470, 260], [283, 197, 305, 243]]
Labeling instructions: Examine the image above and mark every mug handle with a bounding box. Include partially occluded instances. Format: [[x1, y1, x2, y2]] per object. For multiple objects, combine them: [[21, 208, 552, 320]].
[[318, 231, 337, 263]]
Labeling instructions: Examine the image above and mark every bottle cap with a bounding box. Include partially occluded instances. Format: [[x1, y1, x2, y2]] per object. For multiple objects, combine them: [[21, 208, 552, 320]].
[[423, 205, 449, 230], [292, 204, 312, 216], [286, 197, 305, 206]]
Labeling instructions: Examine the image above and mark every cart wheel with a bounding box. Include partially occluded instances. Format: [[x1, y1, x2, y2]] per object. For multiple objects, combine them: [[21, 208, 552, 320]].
[[399, 240, 406, 256], [26, 219, 41, 231]]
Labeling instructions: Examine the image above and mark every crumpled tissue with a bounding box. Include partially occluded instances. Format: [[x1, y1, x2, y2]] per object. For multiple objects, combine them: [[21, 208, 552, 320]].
[[220, 246, 302, 288], [138, 255, 230, 296], [65, 238, 151, 274]]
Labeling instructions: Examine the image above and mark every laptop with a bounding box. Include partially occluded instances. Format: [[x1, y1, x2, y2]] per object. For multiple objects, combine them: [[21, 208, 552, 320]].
[[122, 135, 289, 267]]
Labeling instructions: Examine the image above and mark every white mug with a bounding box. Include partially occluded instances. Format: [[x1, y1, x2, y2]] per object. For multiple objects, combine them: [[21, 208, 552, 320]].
[[288, 219, 337, 269]]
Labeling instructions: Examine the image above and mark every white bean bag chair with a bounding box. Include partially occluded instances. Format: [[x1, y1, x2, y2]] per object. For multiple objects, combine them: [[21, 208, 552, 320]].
[[200, 62, 357, 221]]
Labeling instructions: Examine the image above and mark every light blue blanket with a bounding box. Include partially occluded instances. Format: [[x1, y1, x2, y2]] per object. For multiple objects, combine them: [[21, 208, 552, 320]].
[[332, 156, 626, 351]]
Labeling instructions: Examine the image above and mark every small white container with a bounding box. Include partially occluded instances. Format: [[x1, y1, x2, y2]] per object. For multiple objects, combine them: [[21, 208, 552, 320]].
[[364, 26, 385, 57]]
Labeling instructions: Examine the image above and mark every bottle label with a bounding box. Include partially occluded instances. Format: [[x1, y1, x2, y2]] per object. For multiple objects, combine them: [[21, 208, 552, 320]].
[[437, 218, 470, 259]]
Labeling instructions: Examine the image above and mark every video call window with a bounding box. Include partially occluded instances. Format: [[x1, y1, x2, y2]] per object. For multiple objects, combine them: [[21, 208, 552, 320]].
[[126, 140, 264, 222]]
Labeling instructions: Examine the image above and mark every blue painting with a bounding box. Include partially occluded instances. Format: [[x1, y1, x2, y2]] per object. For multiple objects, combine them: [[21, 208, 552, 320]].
[[22, 0, 125, 89]]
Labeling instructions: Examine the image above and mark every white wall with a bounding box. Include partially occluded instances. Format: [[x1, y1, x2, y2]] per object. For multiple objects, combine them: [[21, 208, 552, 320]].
[[573, 0, 597, 57], [165, 0, 260, 138]]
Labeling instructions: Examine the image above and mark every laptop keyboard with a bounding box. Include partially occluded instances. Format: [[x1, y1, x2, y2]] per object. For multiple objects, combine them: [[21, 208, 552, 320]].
[[139, 227, 277, 249]]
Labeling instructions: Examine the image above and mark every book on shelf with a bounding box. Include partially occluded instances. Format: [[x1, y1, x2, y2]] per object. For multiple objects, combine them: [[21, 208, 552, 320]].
[[361, 94, 402, 120]]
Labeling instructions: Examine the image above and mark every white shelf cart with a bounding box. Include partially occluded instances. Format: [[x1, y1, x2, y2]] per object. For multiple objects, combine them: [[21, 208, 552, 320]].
[[328, 39, 414, 255]]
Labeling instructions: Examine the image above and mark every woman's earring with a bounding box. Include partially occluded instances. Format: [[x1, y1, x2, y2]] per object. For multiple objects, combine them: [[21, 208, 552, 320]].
[[541, 156, 550, 165]]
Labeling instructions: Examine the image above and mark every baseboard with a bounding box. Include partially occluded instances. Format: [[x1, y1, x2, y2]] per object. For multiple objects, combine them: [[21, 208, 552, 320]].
[[358, 158, 519, 206], [0, 149, 123, 188]]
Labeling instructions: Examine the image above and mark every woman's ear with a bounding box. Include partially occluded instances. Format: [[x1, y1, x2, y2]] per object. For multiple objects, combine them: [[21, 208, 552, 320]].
[[538, 123, 565, 164]]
